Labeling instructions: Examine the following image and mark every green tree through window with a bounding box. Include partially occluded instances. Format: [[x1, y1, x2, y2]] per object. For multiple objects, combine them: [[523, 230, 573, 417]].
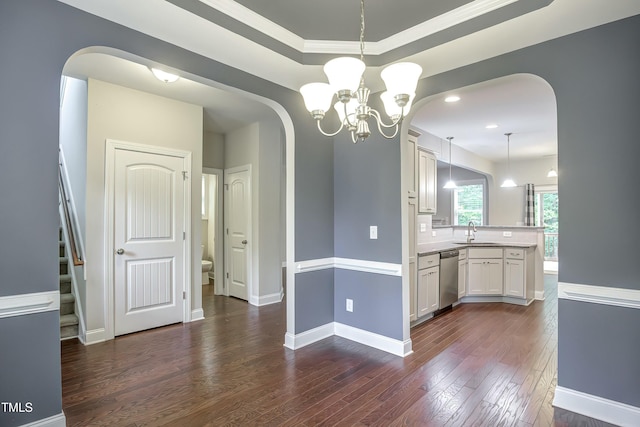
[[454, 183, 484, 225]]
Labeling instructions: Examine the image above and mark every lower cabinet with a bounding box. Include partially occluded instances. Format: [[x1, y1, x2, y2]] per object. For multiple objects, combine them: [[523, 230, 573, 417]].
[[504, 258, 525, 298], [458, 249, 467, 298], [467, 259, 503, 295], [418, 266, 439, 317]]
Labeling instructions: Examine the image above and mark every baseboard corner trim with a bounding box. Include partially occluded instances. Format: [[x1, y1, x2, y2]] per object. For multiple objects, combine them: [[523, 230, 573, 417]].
[[19, 411, 66, 427], [190, 308, 205, 322], [535, 290, 545, 300], [553, 385, 640, 427], [283, 323, 334, 350], [334, 323, 411, 357], [256, 291, 285, 306], [84, 328, 106, 345]]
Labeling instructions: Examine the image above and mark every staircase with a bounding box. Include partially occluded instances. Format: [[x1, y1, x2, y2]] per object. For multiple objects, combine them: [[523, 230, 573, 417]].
[[59, 227, 79, 339]]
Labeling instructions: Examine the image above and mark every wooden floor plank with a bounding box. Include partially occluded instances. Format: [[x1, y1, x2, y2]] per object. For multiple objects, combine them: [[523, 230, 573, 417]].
[[60, 276, 612, 426]]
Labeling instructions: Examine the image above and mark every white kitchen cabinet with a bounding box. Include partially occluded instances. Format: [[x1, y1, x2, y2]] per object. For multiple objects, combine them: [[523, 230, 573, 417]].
[[458, 249, 467, 298], [408, 198, 417, 321], [418, 265, 439, 317], [407, 130, 419, 198], [504, 258, 525, 298], [417, 148, 437, 214], [467, 248, 503, 295]]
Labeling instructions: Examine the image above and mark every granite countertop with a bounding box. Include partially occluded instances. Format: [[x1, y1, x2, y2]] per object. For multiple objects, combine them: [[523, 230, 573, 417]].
[[417, 240, 537, 256]]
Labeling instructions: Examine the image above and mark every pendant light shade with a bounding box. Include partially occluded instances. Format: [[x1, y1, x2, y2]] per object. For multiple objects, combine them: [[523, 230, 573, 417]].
[[380, 62, 422, 99], [501, 132, 517, 188], [443, 137, 457, 189], [300, 83, 334, 115], [380, 91, 414, 119]]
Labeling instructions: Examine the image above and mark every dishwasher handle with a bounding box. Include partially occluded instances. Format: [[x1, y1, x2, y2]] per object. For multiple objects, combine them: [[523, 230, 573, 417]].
[[440, 250, 459, 259]]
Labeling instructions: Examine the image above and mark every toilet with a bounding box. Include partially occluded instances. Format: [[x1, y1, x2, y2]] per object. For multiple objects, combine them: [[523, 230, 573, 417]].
[[201, 245, 213, 285]]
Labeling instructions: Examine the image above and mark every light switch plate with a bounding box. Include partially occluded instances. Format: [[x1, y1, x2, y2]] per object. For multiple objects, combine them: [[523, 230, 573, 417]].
[[346, 299, 353, 312], [370, 226, 378, 239], [420, 223, 427, 232]]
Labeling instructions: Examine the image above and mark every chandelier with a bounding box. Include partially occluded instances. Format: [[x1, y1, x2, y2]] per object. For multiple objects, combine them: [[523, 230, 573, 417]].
[[299, 0, 422, 143]]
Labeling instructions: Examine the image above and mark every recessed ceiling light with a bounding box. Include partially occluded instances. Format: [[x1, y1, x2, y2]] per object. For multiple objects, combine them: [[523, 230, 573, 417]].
[[444, 95, 460, 103], [486, 124, 498, 129], [151, 68, 179, 83]]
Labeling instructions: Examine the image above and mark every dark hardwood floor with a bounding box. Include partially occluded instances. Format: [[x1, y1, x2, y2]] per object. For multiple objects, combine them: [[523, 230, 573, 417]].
[[61, 276, 613, 426]]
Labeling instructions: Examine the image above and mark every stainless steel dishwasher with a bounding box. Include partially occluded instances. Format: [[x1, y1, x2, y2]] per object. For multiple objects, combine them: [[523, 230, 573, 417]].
[[439, 250, 459, 309]]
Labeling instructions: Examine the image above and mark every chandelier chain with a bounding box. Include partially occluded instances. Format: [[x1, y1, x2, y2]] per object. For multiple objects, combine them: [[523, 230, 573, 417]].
[[360, 0, 365, 62]]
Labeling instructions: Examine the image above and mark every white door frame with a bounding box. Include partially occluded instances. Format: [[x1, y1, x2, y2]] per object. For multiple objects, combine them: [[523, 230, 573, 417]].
[[224, 164, 252, 301], [104, 139, 192, 340], [203, 167, 224, 296]]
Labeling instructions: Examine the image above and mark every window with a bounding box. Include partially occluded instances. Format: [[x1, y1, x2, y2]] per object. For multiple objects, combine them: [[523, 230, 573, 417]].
[[452, 180, 485, 225]]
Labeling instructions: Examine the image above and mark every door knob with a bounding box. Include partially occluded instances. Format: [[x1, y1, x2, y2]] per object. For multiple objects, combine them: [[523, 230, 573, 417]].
[[116, 248, 125, 255], [242, 240, 248, 245]]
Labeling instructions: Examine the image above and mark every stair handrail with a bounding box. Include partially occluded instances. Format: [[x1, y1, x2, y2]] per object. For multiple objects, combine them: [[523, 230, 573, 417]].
[[58, 161, 84, 267]]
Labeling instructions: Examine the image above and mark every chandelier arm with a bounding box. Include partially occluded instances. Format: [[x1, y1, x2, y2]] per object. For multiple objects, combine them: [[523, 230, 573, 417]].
[[342, 101, 358, 128], [371, 113, 401, 139], [369, 108, 402, 129], [316, 118, 345, 137]]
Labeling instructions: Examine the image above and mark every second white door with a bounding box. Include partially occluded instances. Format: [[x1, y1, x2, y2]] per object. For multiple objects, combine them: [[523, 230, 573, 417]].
[[225, 166, 251, 301]]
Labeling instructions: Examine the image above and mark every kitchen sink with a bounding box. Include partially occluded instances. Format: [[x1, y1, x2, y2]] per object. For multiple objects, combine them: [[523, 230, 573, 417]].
[[453, 241, 500, 246]]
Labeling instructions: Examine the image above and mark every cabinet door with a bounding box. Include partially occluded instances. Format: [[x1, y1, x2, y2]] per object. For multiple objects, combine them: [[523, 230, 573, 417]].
[[486, 260, 504, 295], [458, 260, 467, 298], [504, 259, 525, 297], [408, 199, 417, 321], [418, 149, 437, 214], [418, 267, 439, 317], [407, 133, 417, 198], [467, 260, 486, 295]]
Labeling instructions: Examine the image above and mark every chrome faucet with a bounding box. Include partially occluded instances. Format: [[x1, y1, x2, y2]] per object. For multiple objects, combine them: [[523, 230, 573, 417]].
[[467, 221, 477, 243]]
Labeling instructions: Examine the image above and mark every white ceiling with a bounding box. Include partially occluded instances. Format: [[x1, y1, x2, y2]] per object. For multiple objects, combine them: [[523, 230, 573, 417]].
[[411, 74, 557, 160]]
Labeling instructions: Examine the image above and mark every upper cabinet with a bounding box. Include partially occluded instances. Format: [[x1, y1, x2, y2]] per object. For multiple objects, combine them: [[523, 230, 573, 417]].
[[406, 130, 419, 198], [417, 147, 437, 214]]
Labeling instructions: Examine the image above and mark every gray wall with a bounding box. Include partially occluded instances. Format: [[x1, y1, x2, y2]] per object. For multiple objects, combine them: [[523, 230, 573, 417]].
[[2, 0, 640, 422], [203, 131, 225, 169], [295, 269, 334, 333]]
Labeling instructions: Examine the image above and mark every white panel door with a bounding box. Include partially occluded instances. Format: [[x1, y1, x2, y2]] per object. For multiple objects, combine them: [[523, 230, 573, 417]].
[[225, 167, 251, 301], [114, 148, 185, 336]]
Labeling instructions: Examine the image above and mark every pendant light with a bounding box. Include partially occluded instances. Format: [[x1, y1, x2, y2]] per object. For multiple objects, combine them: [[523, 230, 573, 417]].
[[501, 132, 517, 188], [443, 137, 457, 189]]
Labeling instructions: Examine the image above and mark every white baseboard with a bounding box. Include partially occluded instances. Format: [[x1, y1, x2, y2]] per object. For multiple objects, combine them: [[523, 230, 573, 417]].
[[191, 308, 205, 322], [284, 322, 412, 357], [334, 323, 412, 357], [258, 290, 284, 306], [19, 411, 66, 427], [535, 290, 545, 300], [0, 291, 60, 319], [553, 386, 640, 427], [84, 328, 106, 345], [283, 322, 334, 350]]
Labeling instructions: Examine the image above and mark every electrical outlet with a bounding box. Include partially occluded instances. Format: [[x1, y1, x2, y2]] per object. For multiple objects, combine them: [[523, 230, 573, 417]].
[[431, 231, 437, 237], [370, 226, 378, 239], [346, 299, 353, 312], [503, 231, 512, 237]]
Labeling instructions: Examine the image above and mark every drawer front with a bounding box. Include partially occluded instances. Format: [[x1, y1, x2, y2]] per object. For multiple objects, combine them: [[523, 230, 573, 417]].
[[468, 248, 503, 259], [505, 248, 525, 259], [419, 254, 440, 269], [458, 249, 467, 260]]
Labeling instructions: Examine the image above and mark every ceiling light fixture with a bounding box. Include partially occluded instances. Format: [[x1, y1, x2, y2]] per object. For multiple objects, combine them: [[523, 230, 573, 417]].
[[151, 68, 179, 83], [443, 137, 458, 189], [485, 124, 498, 129], [547, 155, 558, 177], [501, 132, 517, 188], [445, 96, 461, 103], [299, 0, 422, 144]]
